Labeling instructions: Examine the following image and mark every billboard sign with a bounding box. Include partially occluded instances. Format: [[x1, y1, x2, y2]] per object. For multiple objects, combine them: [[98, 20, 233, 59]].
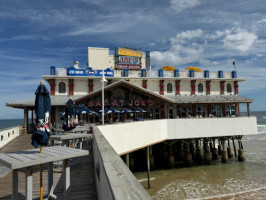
[[118, 48, 142, 57], [118, 56, 140, 65], [116, 64, 141, 70]]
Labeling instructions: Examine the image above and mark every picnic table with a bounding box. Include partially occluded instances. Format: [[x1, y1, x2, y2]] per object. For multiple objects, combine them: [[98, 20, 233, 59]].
[[50, 133, 91, 149], [0, 146, 89, 200]]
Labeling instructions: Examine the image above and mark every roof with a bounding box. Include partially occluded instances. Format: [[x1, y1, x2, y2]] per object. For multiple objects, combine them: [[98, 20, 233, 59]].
[[6, 95, 85, 109], [165, 95, 253, 104], [75, 80, 176, 104]]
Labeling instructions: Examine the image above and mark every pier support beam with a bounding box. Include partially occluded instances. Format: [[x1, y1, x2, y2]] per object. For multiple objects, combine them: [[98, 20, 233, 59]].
[[195, 140, 202, 165], [204, 143, 211, 165], [146, 147, 151, 189], [227, 139, 234, 158], [168, 145, 175, 168], [238, 139, 245, 162]]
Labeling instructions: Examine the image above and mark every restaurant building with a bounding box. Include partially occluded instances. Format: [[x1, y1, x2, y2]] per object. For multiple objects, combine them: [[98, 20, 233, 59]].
[[6, 47, 257, 167]]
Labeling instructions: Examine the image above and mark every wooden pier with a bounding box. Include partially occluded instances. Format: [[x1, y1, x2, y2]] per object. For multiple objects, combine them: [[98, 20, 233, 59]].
[[0, 134, 97, 200]]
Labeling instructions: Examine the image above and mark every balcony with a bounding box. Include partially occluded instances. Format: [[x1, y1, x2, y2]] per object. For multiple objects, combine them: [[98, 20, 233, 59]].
[[48, 67, 238, 80]]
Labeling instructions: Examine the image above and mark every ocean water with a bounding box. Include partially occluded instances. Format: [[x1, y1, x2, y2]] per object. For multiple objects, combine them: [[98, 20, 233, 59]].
[[0, 119, 24, 131], [135, 111, 266, 200]]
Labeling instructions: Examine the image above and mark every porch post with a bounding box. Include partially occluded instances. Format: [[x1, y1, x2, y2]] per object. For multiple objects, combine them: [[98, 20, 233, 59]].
[[24, 108, 28, 134]]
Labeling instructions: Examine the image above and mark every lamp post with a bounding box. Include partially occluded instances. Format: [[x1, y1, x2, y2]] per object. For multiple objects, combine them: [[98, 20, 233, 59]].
[[101, 67, 108, 125]]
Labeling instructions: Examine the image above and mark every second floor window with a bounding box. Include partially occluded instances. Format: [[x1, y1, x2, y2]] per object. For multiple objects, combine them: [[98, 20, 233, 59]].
[[227, 84, 232, 93], [59, 82, 66, 93], [167, 83, 173, 93], [198, 83, 203, 93]]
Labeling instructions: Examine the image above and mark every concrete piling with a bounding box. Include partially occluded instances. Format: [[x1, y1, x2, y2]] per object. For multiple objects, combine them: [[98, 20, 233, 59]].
[[238, 149, 245, 162], [204, 144, 211, 165], [221, 150, 228, 163], [212, 148, 219, 160]]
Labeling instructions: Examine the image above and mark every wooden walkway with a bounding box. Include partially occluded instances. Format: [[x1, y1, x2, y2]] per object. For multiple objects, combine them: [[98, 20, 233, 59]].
[[0, 134, 97, 200]]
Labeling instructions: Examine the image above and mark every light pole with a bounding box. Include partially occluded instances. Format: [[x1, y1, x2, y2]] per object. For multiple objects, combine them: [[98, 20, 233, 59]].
[[101, 67, 107, 125]]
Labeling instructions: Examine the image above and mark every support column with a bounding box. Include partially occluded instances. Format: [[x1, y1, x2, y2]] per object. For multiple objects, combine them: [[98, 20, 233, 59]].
[[48, 162, 54, 197], [247, 103, 250, 116], [63, 159, 70, 200], [146, 147, 151, 189], [168, 145, 175, 168], [212, 139, 218, 160], [12, 170, 18, 200], [227, 139, 234, 158], [204, 142, 211, 165], [221, 140, 228, 163], [24, 108, 28, 134], [195, 140, 202, 165], [238, 139, 245, 162], [25, 167, 33, 200], [126, 154, 129, 168]]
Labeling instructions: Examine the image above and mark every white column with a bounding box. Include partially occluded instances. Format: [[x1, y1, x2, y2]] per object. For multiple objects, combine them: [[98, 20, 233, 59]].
[[63, 159, 70, 200]]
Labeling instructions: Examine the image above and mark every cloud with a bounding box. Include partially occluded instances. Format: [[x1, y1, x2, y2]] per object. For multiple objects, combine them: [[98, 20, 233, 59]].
[[170, 0, 201, 12], [223, 30, 258, 52], [151, 28, 259, 66], [151, 29, 204, 66]]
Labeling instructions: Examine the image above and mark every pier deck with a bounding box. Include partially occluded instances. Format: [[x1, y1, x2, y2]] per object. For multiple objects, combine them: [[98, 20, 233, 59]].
[[0, 134, 97, 200]]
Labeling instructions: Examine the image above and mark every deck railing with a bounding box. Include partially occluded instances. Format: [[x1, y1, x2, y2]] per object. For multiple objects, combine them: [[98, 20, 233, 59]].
[[50, 68, 237, 79], [0, 126, 20, 148]]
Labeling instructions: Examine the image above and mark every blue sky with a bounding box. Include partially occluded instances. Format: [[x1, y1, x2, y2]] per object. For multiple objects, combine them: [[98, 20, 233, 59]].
[[0, 0, 266, 119]]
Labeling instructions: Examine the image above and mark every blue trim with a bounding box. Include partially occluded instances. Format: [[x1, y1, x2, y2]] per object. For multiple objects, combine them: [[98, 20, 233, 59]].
[[218, 70, 223, 78], [189, 70, 195, 77], [232, 71, 237, 78], [204, 70, 209, 78], [158, 69, 164, 77], [50, 66, 56, 75], [174, 69, 179, 77]]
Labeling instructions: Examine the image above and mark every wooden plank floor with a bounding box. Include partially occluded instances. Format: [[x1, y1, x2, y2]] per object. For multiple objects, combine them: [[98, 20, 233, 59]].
[[0, 134, 97, 200]]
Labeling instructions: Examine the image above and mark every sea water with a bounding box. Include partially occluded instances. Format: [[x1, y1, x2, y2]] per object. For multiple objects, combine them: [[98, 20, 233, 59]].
[[0, 119, 24, 131], [134, 111, 266, 200]]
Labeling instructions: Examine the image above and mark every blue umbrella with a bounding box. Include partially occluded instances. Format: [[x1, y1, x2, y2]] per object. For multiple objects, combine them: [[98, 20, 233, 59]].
[[99, 107, 120, 114], [121, 108, 133, 113], [31, 82, 51, 148], [136, 109, 148, 113], [63, 99, 78, 131], [59, 111, 66, 117]]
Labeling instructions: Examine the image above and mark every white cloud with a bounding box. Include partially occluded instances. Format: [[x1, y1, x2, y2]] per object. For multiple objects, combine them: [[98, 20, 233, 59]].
[[151, 28, 259, 66], [170, 0, 201, 12], [151, 30, 204, 65], [223, 30, 258, 53]]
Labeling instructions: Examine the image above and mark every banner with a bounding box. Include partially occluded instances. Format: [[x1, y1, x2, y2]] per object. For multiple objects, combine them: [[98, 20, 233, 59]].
[[118, 48, 142, 57]]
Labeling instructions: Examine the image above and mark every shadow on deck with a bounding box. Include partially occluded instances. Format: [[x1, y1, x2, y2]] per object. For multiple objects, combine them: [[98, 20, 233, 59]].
[[0, 134, 97, 200]]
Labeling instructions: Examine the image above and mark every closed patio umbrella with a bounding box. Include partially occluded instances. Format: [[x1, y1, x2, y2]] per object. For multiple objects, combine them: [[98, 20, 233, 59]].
[[31, 81, 51, 148], [31, 80, 51, 200], [63, 99, 78, 131]]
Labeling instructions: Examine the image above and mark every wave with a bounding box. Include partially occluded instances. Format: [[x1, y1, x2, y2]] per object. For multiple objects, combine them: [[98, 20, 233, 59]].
[[138, 177, 155, 183], [262, 116, 266, 119], [195, 186, 266, 200]]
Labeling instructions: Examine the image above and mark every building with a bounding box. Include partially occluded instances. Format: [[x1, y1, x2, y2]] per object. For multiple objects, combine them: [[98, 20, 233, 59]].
[[6, 46, 257, 165]]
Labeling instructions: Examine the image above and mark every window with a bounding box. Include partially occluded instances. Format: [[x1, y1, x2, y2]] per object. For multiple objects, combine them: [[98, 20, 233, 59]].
[[227, 84, 232, 93], [198, 83, 203, 93], [59, 82, 66, 93], [211, 106, 221, 117], [167, 83, 173, 93], [226, 105, 236, 116]]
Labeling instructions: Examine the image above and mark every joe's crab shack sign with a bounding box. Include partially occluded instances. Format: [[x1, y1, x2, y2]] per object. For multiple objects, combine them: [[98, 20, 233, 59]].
[[86, 99, 155, 107]]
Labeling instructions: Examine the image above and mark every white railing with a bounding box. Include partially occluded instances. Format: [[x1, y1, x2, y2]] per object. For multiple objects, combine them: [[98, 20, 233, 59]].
[[56, 68, 67, 76], [210, 72, 218, 78], [50, 67, 236, 79], [128, 71, 141, 77], [179, 71, 189, 78], [194, 72, 204, 78], [0, 126, 20, 148], [224, 72, 231, 79]]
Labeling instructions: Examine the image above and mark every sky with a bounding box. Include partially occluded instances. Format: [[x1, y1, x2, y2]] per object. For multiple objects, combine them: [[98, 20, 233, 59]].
[[0, 0, 266, 119]]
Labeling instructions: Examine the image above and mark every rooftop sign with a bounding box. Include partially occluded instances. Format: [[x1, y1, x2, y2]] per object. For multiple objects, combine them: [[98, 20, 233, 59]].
[[67, 67, 114, 77], [118, 48, 142, 57]]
